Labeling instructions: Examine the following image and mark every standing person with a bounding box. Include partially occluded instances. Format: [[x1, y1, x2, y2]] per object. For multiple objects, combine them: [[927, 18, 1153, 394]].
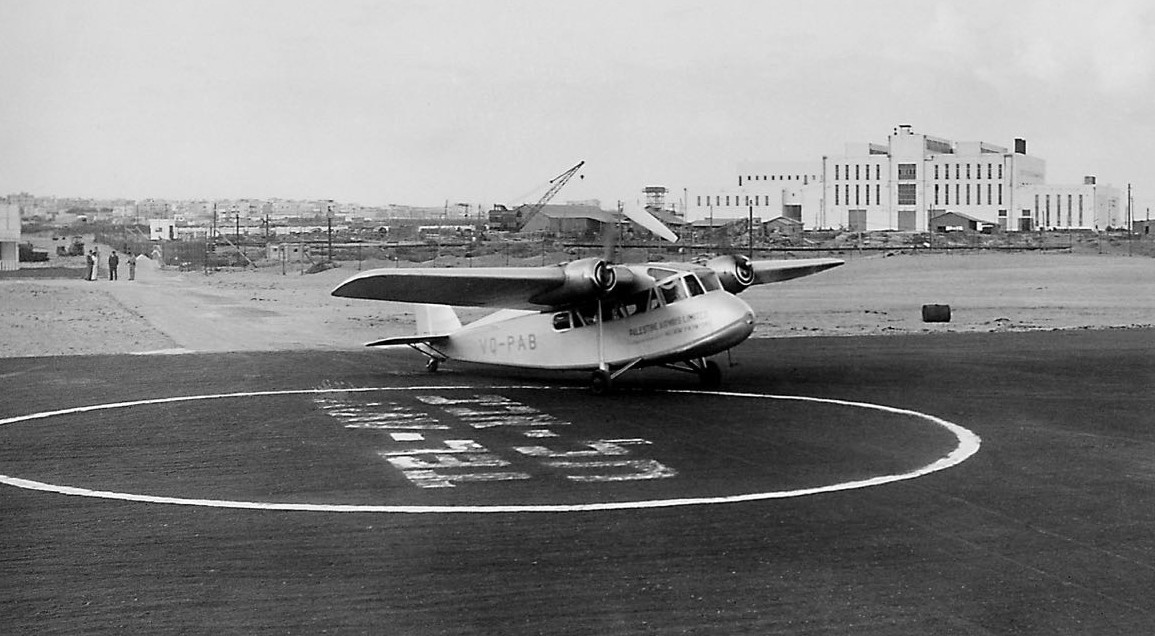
[[89, 249, 100, 281], [108, 250, 119, 281], [84, 250, 93, 281], [127, 251, 136, 280]]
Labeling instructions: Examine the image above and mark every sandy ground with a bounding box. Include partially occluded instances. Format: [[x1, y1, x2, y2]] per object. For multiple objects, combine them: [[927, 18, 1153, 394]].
[[1, 251, 1153, 358]]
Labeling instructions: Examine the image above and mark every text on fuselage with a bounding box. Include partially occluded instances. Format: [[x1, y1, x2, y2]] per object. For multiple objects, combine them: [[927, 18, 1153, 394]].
[[478, 333, 537, 356]]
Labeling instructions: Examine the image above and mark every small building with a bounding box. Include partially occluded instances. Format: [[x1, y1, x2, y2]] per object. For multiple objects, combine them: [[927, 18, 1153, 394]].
[[150, 219, 177, 241], [763, 216, 803, 236], [931, 211, 984, 233]]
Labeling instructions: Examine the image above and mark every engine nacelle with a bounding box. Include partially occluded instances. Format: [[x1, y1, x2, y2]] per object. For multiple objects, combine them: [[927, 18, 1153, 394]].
[[707, 254, 755, 294], [530, 257, 616, 306]]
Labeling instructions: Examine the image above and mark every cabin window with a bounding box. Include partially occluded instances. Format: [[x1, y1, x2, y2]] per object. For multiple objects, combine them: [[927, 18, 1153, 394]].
[[685, 273, 705, 297], [658, 278, 688, 305], [622, 290, 652, 316], [575, 305, 598, 326], [552, 312, 572, 331]]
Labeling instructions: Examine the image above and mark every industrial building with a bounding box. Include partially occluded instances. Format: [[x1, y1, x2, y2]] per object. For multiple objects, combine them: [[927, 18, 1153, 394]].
[[688, 125, 1123, 232], [518, 204, 616, 239]]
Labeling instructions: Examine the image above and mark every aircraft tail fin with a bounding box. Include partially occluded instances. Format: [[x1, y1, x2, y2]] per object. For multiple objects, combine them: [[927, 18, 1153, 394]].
[[365, 304, 460, 348], [416, 303, 462, 336]]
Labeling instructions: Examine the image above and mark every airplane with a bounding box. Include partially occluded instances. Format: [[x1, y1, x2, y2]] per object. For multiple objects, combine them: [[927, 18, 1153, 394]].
[[331, 210, 843, 393]]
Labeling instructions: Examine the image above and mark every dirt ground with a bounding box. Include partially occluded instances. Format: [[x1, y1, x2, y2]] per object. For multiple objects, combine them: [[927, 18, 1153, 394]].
[[1, 251, 1153, 358]]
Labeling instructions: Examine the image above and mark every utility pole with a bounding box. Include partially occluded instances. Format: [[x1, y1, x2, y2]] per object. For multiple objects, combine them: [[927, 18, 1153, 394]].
[[709, 204, 714, 253], [748, 204, 754, 259], [1128, 184, 1133, 257], [327, 202, 334, 263]]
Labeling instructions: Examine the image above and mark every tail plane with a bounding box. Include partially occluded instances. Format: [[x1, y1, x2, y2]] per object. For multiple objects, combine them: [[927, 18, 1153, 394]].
[[365, 304, 460, 347]]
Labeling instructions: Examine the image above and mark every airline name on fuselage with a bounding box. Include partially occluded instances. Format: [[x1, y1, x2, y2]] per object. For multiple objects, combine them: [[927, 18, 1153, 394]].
[[629, 311, 703, 338]]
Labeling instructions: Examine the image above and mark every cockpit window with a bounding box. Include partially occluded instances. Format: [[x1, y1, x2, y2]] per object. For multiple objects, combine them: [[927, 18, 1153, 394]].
[[698, 270, 723, 291]]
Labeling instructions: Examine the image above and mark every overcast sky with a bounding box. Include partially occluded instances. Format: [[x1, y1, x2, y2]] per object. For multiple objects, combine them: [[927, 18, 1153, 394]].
[[1, 0, 1152, 215]]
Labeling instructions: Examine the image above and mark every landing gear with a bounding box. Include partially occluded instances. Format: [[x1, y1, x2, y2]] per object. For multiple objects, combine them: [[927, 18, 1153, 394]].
[[699, 360, 722, 388], [660, 357, 724, 389], [425, 357, 441, 373], [590, 368, 612, 395]]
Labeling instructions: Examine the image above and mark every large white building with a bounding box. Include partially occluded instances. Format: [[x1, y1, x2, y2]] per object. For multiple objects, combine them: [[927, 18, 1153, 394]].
[[688, 125, 1123, 232]]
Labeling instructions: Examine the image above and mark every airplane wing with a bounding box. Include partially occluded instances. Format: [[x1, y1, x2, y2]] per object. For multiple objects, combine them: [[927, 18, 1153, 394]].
[[332, 266, 564, 309], [752, 257, 844, 284], [331, 258, 637, 310]]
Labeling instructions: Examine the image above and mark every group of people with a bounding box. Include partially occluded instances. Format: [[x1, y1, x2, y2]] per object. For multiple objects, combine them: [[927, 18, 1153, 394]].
[[84, 248, 136, 282]]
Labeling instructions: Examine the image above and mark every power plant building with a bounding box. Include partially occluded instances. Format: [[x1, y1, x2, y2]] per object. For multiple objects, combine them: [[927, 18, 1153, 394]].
[[688, 125, 1122, 232]]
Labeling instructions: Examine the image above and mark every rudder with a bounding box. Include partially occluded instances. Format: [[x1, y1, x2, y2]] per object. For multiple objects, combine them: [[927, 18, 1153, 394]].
[[416, 304, 462, 336]]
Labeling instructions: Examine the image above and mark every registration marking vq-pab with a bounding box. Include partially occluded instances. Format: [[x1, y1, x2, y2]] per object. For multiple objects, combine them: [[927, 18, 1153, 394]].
[[0, 386, 981, 514]]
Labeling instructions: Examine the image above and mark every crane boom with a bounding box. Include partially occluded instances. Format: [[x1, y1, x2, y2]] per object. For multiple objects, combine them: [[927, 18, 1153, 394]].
[[518, 160, 585, 222]]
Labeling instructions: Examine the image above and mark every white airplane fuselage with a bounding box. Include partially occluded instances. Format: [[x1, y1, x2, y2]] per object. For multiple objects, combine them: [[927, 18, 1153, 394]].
[[435, 290, 755, 370]]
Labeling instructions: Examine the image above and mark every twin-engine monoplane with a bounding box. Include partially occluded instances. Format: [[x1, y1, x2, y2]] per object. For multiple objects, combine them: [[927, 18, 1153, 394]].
[[332, 212, 842, 392]]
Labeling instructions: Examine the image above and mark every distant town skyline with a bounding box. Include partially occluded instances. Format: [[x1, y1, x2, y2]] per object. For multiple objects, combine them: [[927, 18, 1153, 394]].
[[2, 1, 1152, 214]]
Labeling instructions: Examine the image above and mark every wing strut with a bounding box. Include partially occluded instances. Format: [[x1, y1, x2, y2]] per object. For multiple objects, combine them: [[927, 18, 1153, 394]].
[[591, 298, 612, 394]]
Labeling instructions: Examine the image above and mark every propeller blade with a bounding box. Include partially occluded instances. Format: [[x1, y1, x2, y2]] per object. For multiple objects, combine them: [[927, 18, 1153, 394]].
[[621, 207, 679, 243], [600, 217, 619, 262]]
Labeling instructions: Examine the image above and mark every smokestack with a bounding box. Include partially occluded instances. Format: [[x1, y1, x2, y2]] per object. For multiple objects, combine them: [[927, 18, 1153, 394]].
[[1014, 138, 1027, 154]]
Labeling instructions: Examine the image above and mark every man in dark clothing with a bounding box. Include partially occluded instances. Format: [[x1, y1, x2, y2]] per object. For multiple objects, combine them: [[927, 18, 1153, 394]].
[[108, 251, 119, 281]]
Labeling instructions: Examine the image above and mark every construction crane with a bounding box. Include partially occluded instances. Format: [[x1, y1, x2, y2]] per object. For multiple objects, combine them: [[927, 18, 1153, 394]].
[[513, 160, 585, 226]]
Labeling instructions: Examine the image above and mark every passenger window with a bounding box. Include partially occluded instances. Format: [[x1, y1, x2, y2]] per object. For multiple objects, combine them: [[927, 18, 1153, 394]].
[[659, 280, 687, 305], [576, 305, 598, 326], [685, 274, 705, 297], [552, 312, 572, 331], [626, 290, 650, 315]]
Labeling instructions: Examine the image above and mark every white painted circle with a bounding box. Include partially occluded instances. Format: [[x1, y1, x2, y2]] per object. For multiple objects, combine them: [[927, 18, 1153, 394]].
[[0, 386, 980, 514]]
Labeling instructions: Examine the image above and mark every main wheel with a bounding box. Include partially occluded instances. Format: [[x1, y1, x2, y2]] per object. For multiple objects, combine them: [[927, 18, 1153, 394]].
[[425, 358, 440, 373], [699, 360, 722, 388], [590, 369, 612, 395]]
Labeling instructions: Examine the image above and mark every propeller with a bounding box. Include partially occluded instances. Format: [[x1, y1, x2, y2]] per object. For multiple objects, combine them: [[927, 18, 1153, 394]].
[[708, 254, 755, 293], [592, 259, 616, 292]]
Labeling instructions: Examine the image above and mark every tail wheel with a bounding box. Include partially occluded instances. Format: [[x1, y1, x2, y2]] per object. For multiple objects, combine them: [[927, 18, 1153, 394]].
[[425, 358, 440, 373], [590, 369, 612, 395], [700, 360, 722, 388]]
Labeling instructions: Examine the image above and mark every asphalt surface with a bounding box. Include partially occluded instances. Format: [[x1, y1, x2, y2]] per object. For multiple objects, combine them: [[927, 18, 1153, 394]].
[[2, 329, 1154, 634]]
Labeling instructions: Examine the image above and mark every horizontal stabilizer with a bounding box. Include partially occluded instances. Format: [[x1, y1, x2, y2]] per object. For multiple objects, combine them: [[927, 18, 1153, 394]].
[[365, 334, 450, 348]]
